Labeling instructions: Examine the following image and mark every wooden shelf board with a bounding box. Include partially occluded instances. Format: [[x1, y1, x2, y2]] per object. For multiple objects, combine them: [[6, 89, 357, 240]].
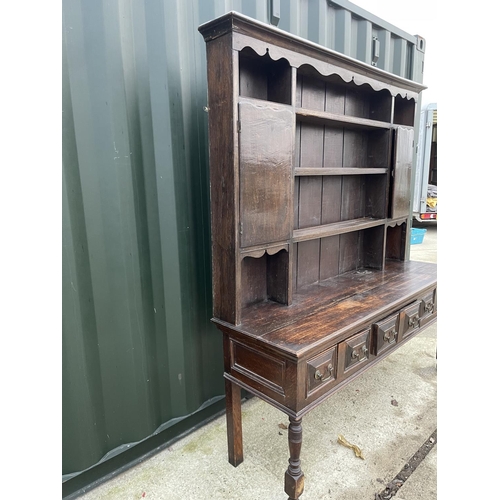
[[293, 217, 386, 243], [296, 107, 391, 130], [294, 168, 387, 176], [238, 95, 293, 109]]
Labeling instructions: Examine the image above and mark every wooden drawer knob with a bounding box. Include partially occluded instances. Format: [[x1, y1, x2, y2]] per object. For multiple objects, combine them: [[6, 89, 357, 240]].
[[314, 363, 334, 382], [383, 329, 396, 341], [351, 346, 368, 359], [408, 316, 419, 328]]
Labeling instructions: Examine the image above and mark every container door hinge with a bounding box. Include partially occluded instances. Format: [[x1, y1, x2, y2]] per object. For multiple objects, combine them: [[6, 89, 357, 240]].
[[239, 222, 243, 235], [271, 0, 280, 26], [237, 120, 241, 133], [372, 36, 380, 66]]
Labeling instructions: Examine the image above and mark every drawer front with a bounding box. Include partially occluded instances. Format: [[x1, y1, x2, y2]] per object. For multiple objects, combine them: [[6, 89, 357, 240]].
[[419, 289, 437, 327], [372, 313, 399, 356], [229, 340, 286, 403], [340, 329, 370, 377], [401, 301, 421, 338], [306, 346, 338, 397]]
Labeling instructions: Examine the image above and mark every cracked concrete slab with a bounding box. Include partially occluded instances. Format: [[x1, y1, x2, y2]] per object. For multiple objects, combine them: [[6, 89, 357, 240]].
[[394, 445, 437, 500]]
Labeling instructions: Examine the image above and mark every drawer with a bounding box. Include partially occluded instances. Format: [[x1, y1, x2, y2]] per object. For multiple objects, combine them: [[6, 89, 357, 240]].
[[372, 313, 399, 356], [306, 345, 338, 396], [229, 339, 286, 402], [401, 301, 421, 338], [419, 289, 437, 327], [340, 328, 370, 377]]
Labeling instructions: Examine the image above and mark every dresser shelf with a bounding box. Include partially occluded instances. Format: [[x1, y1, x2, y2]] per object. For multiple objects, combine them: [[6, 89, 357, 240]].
[[296, 107, 392, 130], [292, 217, 386, 243], [294, 167, 388, 176]]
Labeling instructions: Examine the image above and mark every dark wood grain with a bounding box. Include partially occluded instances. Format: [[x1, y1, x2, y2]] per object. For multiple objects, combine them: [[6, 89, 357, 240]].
[[224, 333, 243, 467], [293, 177, 300, 232], [372, 313, 399, 356], [361, 225, 384, 269], [297, 176, 322, 228], [339, 231, 359, 274], [345, 84, 392, 123], [292, 242, 298, 293], [237, 259, 426, 337], [260, 262, 436, 353], [284, 417, 304, 499], [298, 123, 324, 170], [296, 73, 303, 107], [370, 89, 392, 122], [296, 239, 320, 288], [342, 176, 364, 222], [239, 47, 292, 105], [295, 168, 387, 176], [323, 124, 344, 168], [325, 79, 345, 115], [345, 85, 370, 119], [200, 14, 432, 500], [241, 256, 267, 308], [293, 217, 385, 243], [386, 222, 406, 260], [301, 75, 325, 111], [241, 251, 290, 308], [225, 377, 243, 467], [205, 34, 238, 324], [267, 58, 292, 105], [394, 95, 415, 126], [367, 129, 391, 168], [239, 50, 268, 101], [319, 235, 340, 280], [343, 129, 368, 168], [365, 174, 388, 218], [320, 176, 342, 224], [239, 98, 293, 247], [267, 250, 290, 304], [391, 127, 413, 219], [296, 108, 391, 130]]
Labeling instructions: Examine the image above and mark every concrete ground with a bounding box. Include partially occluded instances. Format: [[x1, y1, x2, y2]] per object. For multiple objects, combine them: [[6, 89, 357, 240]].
[[80, 225, 437, 500]]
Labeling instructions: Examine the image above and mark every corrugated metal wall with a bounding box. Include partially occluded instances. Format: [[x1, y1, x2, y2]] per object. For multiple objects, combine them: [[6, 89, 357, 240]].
[[62, 0, 424, 495]]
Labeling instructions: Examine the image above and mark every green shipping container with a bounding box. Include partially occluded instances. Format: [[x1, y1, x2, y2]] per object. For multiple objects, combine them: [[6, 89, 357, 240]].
[[62, 0, 425, 497]]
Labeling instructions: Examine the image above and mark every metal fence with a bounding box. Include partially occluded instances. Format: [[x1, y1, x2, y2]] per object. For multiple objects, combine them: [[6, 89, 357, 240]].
[[62, 0, 425, 496]]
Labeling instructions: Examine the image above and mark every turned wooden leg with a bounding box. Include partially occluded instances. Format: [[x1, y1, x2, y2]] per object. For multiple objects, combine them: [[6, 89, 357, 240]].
[[225, 378, 243, 466], [284, 416, 305, 499]]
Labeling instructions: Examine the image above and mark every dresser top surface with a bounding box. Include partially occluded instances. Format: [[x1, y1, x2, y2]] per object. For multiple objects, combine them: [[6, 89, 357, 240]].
[[213, 260, 437, 358]]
